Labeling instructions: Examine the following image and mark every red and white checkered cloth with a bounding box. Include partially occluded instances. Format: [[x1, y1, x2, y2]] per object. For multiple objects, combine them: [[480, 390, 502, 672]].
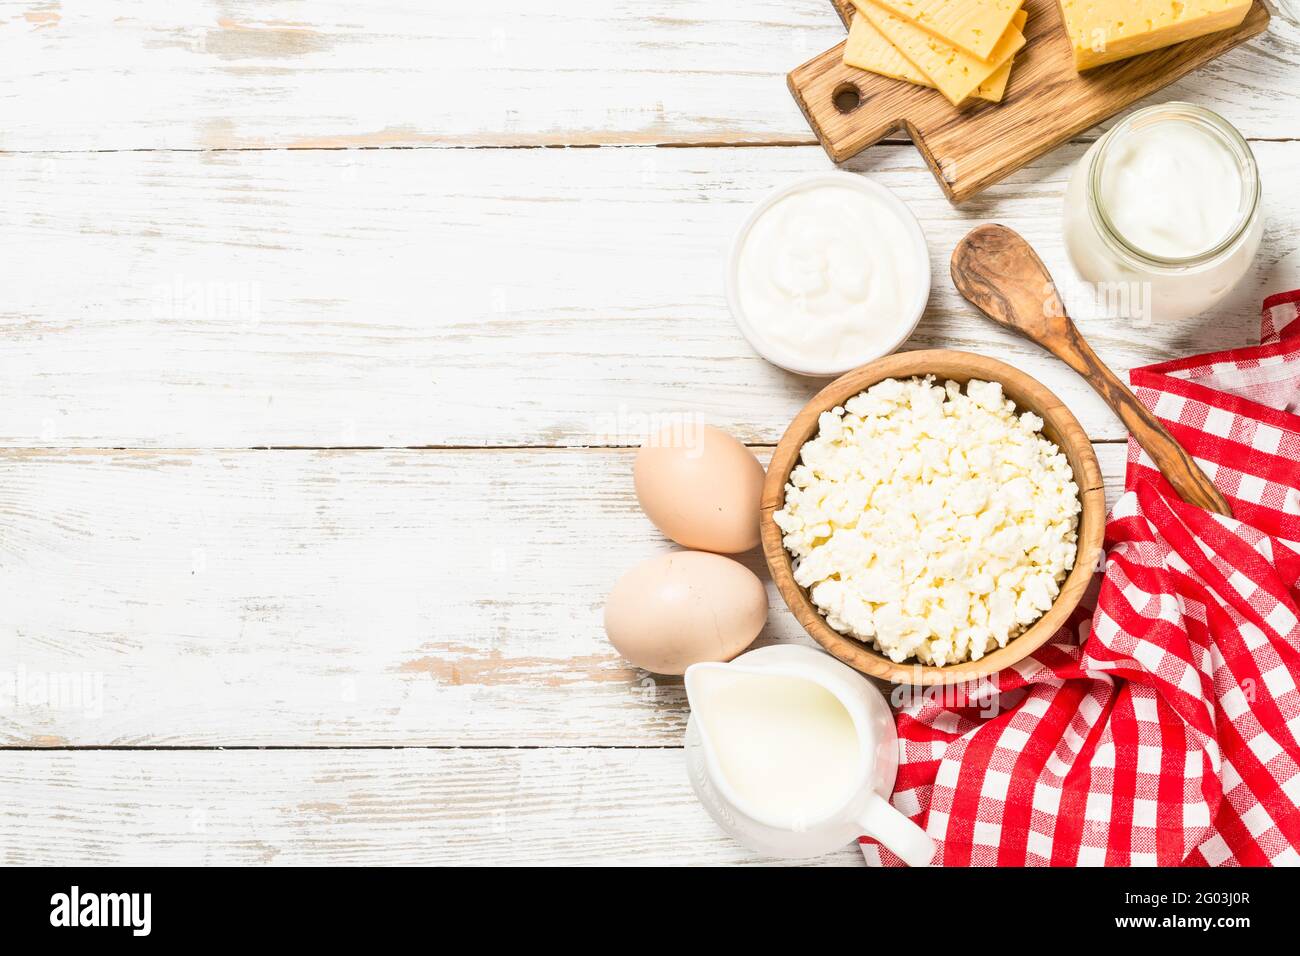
[[863, 292, 1300, 867]]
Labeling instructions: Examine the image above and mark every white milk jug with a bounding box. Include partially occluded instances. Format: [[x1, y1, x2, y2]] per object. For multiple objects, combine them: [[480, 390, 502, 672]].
[[684, 644, 935, 865]]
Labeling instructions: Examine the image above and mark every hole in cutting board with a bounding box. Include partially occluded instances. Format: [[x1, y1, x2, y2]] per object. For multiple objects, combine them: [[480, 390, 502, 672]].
[[832, 82, 862, 113]]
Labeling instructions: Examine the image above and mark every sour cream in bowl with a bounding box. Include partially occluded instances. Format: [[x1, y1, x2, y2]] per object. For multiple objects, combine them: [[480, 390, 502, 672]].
[[726, 172, 931, 377]]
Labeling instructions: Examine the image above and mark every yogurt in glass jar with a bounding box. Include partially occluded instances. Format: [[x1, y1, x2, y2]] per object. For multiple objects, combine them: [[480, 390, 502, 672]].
[[1063, 103, 1262, 324]]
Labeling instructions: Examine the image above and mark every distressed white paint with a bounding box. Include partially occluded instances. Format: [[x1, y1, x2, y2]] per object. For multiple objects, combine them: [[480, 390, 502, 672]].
[[2, 144, 1298, 448], [1, 0, 1296, 150], [0, 444, 1128, 748], [0, 747, 865, 865]]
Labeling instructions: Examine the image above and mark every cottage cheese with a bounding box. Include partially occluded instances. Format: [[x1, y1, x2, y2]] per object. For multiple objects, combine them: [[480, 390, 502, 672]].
[[773, 377, 1082, 666]]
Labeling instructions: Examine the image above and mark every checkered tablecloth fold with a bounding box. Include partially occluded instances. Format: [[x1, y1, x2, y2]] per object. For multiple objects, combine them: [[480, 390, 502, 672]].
[[863, 292, 1300, 867]]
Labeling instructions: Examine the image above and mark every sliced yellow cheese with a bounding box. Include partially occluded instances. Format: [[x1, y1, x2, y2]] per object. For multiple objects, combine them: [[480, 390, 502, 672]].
[[973, 59, 1015, 103], [974, 8, 1026, 101], [853, 0, 1026, 106], [845, 14, 934, 88], [870, 0, 1025, 60], [1059, 0, 1252, 71], [972, 40, 1021, 100], [843, 9, 1027, 104]]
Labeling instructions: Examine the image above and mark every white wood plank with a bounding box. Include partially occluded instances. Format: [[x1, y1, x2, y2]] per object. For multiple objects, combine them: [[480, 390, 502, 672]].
[[2, 0, 1296, 150], [0, 444, 1130, 747], [0, 746, 866, 865], [3, 143, 1297, 448]]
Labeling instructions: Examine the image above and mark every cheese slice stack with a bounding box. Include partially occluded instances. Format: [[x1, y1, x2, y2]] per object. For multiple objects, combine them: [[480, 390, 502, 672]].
[[1058, 0, 1253, 71], [871, 0, 1025, 60], [845, 11, 1023, 103], [847, 0, 1027, 106]]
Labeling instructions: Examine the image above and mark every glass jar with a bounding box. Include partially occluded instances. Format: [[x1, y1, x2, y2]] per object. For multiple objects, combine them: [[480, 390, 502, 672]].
[[1063, 103, 1262, 324]]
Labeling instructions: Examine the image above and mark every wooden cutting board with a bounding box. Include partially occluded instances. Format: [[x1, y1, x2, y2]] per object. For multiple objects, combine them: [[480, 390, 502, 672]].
[[789, 0, 1271, 202]]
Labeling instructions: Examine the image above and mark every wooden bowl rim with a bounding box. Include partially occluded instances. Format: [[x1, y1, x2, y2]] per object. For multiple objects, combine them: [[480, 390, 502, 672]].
[[761, 348, 1106, 686]]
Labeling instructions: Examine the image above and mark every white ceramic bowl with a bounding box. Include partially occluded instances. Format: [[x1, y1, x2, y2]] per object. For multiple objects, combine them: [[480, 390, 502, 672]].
[[725, 171, 931, 378]]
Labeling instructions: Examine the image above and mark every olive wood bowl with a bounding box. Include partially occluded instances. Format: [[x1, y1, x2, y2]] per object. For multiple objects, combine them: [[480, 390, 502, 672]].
[[761, 349, 1106, 686]]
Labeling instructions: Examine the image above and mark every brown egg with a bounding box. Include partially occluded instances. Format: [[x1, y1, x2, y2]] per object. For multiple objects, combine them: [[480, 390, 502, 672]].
[[634, 424, 764, 554], [604, 551, 768, 675]]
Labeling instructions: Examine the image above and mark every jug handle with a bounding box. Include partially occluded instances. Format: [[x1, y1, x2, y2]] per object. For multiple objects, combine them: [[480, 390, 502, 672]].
[[857, 793, 936, 868]]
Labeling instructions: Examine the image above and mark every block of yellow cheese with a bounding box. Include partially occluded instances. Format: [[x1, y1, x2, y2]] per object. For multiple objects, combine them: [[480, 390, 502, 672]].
[[870, 0, 1025, 60], [844, 10, 1027, 103], [1059, 0, 1252, 71], [853, 0, 1026, 106]]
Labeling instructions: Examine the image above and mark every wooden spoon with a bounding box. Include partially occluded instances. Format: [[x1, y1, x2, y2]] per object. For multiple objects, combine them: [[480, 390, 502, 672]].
[[950, 224, 1232, 518]]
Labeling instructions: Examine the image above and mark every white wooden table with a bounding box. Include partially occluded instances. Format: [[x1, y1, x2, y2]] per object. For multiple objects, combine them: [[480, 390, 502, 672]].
[[1, 0, 1297, 866]]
